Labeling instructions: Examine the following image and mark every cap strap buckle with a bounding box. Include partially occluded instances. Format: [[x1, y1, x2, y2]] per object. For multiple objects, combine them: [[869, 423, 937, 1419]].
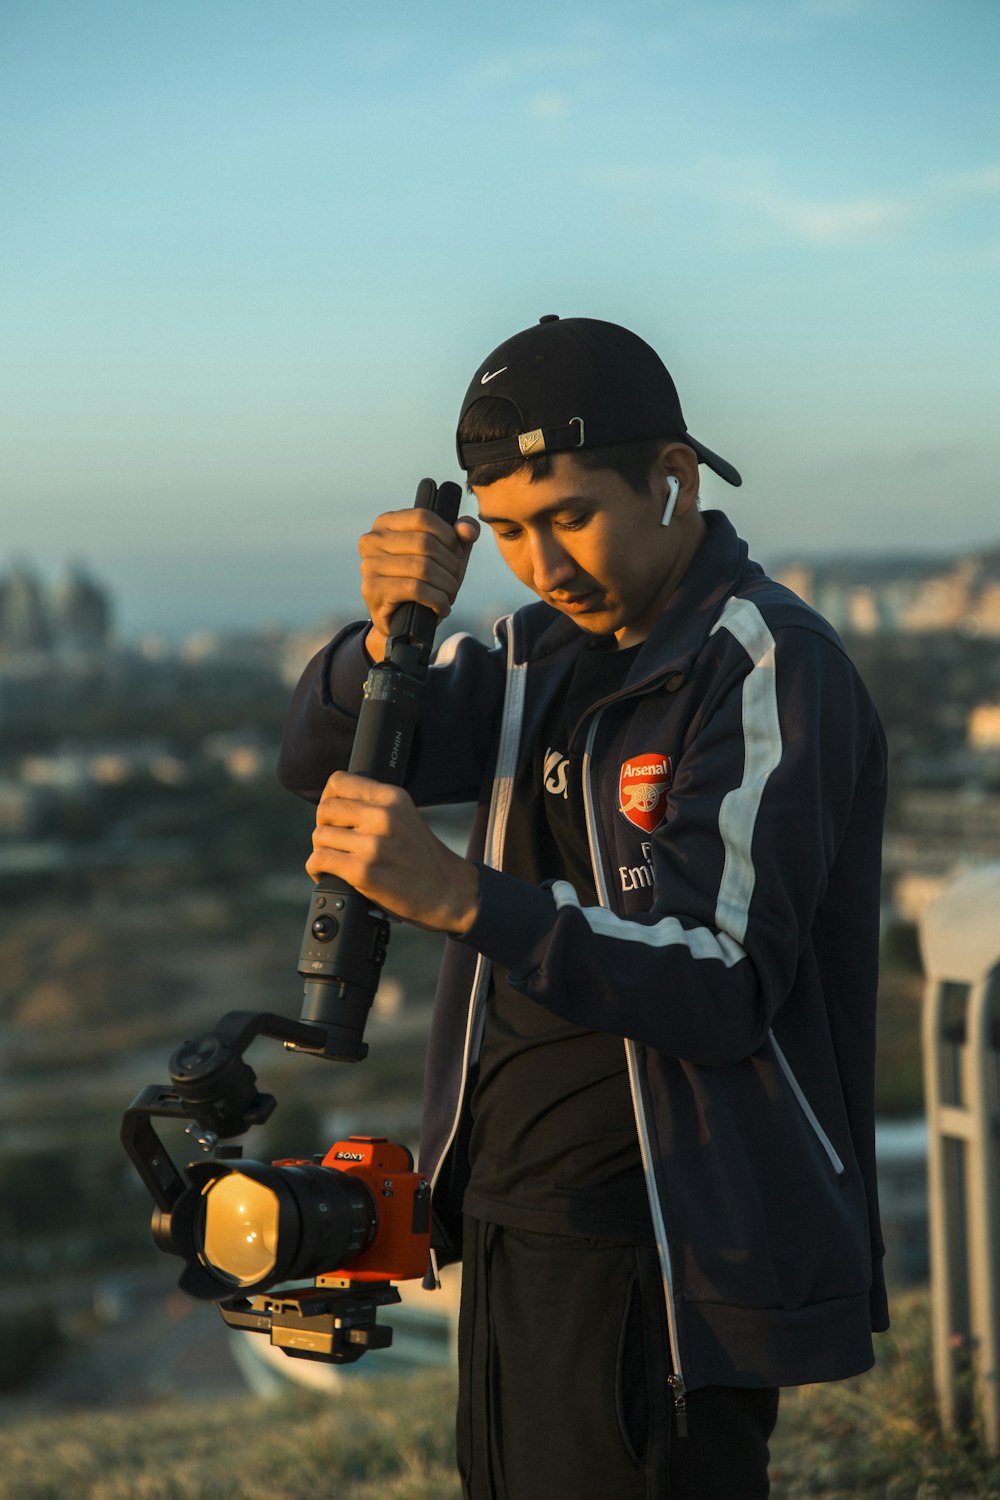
[[459, 416, 588, 471], [516, 416, 585, 457]]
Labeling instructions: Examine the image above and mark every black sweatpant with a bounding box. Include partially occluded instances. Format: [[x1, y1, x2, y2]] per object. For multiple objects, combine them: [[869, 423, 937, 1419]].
[[457, 1218, 779, 1500]]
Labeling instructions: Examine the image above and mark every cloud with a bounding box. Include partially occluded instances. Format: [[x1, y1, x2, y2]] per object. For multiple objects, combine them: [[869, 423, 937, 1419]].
[[589, 155, 1000, 246], [937, 165, 1000, 197], [750, 187, 913, 244], [691, 156, 916, 244], [473, 45, 599, 83], [528, 92, 571, 119], [770, 164, 1000, 244]]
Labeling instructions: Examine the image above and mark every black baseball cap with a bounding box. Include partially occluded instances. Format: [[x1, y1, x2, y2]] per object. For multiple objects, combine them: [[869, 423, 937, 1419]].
[[456, 314, 741, 487]]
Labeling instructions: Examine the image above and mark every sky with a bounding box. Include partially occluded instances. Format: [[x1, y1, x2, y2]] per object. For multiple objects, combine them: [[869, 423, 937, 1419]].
[[2, 0, 998, 636]]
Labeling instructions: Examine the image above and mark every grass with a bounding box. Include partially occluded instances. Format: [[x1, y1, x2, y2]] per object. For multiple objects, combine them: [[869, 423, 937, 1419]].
[[3, 1292, 1000, 1499], [0, 1372, 463, 1500], [769, 1291, 1000, 1498]]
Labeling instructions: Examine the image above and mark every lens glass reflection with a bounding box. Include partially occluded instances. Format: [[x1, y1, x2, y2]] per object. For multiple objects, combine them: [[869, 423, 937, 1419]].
[[200, 1173, 280, 1286]]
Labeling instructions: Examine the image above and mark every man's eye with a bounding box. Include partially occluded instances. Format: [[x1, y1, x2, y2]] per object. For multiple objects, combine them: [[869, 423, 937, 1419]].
[[557, 516, 587, 531], [496, 528, 522, 542]]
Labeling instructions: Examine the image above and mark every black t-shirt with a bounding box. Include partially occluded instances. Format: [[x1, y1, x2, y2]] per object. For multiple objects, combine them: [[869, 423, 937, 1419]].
[[464, 638, 655, 1243]]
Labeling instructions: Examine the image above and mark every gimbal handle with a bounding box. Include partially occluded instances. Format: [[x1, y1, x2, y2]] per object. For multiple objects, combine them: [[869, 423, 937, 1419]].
[[295, 478, 463, 1060]]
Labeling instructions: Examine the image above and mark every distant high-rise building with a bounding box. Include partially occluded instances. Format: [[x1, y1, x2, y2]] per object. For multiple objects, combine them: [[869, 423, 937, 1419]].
[[0, 567, 52, 652], [53, 565, 112, 649]]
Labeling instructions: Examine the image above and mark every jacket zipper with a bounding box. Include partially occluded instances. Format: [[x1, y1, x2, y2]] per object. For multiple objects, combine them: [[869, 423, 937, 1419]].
[[769, 1031, 845, 1176], [581, 711, 689, 1436], [426, 621, 526, 1283]]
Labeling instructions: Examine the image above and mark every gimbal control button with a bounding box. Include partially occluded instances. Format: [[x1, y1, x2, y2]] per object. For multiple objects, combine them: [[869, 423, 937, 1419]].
[[311, 915, 339, 942]]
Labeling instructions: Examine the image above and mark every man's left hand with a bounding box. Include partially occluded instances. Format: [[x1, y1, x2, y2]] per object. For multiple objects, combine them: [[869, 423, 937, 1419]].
[[307, 771, 480, 936]]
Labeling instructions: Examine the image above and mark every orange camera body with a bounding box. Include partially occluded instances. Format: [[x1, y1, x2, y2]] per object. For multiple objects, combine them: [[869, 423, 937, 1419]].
[[274, 1135, 432, 1284]]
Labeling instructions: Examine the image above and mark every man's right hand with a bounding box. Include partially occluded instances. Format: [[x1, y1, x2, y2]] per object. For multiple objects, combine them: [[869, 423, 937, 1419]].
[[359, 506, 480, 662]]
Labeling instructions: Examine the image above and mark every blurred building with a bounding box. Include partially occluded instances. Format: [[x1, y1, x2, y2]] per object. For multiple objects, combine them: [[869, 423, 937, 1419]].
[[775, 543, 1000, 637], [969, 702, 1000, 752], [0, 562, 112, 656], [0, 568, 52, 652], [54, 566, 113, 649]]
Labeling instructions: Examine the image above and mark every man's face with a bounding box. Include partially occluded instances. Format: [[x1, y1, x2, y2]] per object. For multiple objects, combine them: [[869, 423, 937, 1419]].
[[473, 452, 699, 647]]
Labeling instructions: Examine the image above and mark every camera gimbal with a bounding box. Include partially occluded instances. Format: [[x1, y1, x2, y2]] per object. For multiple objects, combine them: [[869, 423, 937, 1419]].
[[121, 478, 462, 1363]]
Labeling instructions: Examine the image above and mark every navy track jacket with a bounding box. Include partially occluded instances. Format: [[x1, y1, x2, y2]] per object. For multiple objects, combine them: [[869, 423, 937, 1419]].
[[279, 510, 889, 1398]]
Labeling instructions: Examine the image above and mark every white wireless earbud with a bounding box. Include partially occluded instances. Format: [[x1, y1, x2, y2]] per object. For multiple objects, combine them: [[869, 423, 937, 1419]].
[[661, 475, 680, 527]]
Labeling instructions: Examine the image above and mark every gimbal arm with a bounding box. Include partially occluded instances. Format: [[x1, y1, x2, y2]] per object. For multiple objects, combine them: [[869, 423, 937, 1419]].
[[119, 1007, 328, 1218]]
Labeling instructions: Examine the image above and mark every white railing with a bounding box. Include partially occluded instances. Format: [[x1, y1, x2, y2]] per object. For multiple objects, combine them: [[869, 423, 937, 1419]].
[[921, 864, 1000, 1452]]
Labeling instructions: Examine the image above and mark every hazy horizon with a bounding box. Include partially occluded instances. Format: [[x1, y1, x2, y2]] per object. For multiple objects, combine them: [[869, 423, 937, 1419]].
[[7, 513, 1000, 641]]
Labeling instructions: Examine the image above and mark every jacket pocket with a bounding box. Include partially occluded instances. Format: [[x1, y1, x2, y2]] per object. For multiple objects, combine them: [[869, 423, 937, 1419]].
[[768, 1030, 845, 1176], [615, 1272, 647, 1467]]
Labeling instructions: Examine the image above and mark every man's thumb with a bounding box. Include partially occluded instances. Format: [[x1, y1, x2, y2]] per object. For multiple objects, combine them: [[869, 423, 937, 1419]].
[[455, 516, 481, 558]]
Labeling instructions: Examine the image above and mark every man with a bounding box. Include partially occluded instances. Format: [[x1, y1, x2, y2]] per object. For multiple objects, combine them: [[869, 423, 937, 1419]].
[[278, 316, 888, 1498]]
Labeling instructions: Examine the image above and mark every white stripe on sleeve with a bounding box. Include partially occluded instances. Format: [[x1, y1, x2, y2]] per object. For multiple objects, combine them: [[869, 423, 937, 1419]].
[[551, 880, 745, 968], [710, 597, 782, 945], [430, 631, 473, 668]]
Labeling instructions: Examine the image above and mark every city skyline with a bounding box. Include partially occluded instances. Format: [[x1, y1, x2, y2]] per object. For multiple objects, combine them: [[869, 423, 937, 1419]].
[[2, 0, 998, 634]]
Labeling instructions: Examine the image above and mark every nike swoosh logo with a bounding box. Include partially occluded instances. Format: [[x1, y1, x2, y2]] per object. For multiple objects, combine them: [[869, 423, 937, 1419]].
[[480, 367, 507, 384]]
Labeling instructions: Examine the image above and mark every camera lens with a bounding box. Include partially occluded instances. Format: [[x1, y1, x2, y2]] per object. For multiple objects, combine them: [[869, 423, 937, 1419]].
[[174, 1158, 377, 1300], [200, 1173, 280, 1287]]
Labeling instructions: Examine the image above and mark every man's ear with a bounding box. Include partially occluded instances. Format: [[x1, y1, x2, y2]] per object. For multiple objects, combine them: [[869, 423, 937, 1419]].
[[651, 442, 700, 514]]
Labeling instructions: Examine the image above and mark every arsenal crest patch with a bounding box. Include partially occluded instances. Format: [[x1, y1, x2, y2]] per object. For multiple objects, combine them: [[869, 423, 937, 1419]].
[[618, 752, 672, 833]]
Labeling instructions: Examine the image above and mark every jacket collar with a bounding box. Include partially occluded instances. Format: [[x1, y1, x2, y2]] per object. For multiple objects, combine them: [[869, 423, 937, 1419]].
[[630, 509, 760, 684], [498, 510, 760, 688]]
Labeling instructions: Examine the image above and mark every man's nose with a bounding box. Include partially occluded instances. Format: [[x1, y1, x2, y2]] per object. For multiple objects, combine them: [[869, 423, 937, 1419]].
[[530, 531, 575, 593]]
